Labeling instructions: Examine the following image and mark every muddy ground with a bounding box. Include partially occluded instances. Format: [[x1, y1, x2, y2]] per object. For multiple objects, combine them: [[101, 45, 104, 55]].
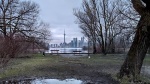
[[0, 54, 150, 84], [36, 59, 120, 84]]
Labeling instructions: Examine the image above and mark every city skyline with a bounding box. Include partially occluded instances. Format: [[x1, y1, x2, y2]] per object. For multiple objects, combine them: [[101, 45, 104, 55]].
[[50, 37, 87, 48], [50, 29, 85, 44]]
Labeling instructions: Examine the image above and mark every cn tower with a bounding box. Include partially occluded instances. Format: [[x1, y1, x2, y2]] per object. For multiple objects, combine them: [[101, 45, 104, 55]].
[[64, 30, 66, 48]]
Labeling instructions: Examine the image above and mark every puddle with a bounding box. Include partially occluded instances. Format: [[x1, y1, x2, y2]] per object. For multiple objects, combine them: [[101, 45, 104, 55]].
[[1, 78, 84, 84], [0, 78, 120, 84], [32, 78, 83, 84]]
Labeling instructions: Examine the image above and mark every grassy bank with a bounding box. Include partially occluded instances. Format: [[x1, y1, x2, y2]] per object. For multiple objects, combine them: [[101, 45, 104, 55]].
[[0, 54, 150, 83]]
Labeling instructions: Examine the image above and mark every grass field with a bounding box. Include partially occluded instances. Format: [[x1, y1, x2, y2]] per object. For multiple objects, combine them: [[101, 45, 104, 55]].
[[0, 54, 150, 83]]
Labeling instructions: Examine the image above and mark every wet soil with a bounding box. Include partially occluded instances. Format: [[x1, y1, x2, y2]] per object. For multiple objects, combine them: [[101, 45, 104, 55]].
[[37, 62, 120, 84], [1, 54, 149, 84], [0, 58, 120, 84], [1, 64, 119, 84]]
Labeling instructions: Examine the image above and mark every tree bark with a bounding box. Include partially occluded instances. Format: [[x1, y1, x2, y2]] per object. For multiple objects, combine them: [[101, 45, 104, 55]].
[[93, 43, 97, 54], [118, 13, 150, 81]]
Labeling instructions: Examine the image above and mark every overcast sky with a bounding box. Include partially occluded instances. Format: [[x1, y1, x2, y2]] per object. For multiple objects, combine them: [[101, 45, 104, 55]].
[[30, 0, 84, 44]]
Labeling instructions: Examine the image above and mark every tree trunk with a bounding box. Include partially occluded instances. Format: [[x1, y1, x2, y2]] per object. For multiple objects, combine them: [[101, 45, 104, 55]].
[[93, 44, 97, 54], [101, 36, 107, 55], [118, 14, 150, 81], [111, 40, 115, 53]]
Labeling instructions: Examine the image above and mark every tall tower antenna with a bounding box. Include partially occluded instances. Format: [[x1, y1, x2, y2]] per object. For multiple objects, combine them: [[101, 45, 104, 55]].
[[64, 29, 66, 48]]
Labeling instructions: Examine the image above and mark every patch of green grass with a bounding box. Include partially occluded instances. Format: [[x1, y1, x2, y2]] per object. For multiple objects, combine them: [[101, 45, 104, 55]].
[[143, 54, 150, 65], [0, 54, 60, 78], [79, 54, 123, 66]]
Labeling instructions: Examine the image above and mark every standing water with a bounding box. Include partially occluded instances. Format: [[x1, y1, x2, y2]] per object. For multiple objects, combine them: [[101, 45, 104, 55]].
[[1, 78, 84, 84], [32, 78, 83, 84], [46, 48, 87, 53]]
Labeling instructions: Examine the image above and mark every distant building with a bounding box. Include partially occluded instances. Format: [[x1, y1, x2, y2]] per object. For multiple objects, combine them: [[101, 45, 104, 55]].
[[50, 36, 86, 48], [60, 43, 63, 48], [70, 40, 74, 47], [73, 38, 77, 48], [81, 37, 85, 46]]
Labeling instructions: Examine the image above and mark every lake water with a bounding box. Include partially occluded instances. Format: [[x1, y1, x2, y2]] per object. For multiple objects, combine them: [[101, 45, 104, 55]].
[[46, 48, 88, 53]]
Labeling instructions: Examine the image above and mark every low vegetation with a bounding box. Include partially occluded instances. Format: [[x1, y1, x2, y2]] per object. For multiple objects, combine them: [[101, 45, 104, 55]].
[[0, 54, 150, 83]]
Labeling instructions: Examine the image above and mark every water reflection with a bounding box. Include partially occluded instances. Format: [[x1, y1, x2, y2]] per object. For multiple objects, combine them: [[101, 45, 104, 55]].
[[46, 48, 87, 53], [32, 79, 83, 84], [1, 78, 83, 84]]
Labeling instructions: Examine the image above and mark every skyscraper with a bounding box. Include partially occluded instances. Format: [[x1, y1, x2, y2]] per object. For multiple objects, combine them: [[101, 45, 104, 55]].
[[73, 38, 77, 48], [80, 37, 85, 47]]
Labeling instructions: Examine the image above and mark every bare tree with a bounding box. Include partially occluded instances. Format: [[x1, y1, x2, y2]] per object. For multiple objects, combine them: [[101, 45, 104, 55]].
[[74, 0, 97, 54], [0, 0, 39, 37], [113, 0, 139, 53], [36, 21, 51, 43], [0, 0, 51, 67], [74, 0, 132, 54], [29, 21, 51, 52], [118, 0, 150, 81]]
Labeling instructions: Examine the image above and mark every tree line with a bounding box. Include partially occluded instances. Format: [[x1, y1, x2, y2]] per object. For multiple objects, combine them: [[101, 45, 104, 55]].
[[74, 0, 139, 54]]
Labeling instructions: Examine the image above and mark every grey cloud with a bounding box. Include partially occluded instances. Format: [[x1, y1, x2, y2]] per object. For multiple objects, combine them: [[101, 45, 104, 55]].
[[30, 0, 83, 44]]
